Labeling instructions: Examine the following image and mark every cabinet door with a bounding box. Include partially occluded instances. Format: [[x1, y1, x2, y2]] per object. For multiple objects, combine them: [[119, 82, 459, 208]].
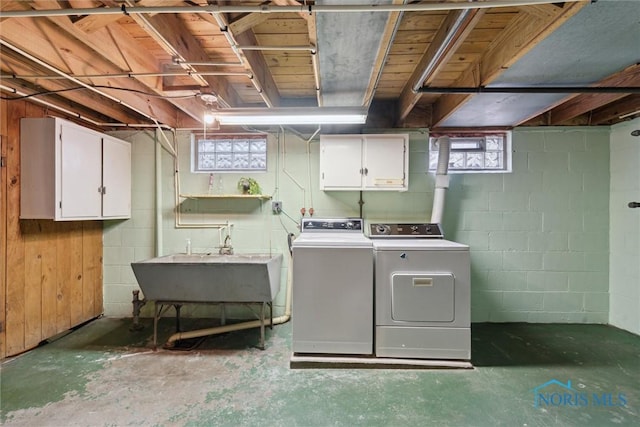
[[320, 135, 363, 190], [363, 134, 408, 191], [102, 136, 131, 218], [59, 123, 102, 219]]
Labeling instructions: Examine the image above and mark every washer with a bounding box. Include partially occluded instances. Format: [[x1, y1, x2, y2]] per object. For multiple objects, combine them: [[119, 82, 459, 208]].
[[370, 223, 470, 360], [292, 218, 373, 355]]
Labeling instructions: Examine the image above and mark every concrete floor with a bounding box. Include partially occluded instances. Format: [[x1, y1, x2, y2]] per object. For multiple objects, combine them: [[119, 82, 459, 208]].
[[1, 318, 638, 426]]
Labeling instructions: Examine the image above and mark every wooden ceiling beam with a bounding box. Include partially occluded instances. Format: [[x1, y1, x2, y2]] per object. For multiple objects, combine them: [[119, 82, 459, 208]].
[[72, 11, 122, 33], [0, 16, 182, 126], [228, 12, 272, 35], [363, 0, 406, 109], [1, 57, 144, 125], [187, 11, 282, 107], [28, 0, 206, 124], [519, 3, 563, 21], [547, 63, 640, 125], [278, 0, 321, 105], [72, 0, 186, 34], [130, 11, 243, 108], [212, 12, 281, 107], [397, 8, 484, 123], [432, 1, 588, 127], [589, 94, 640, 125], [233, 30, 282, 107]]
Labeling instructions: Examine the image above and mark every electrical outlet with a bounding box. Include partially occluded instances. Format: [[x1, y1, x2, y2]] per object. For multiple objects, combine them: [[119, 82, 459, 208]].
[[272, 201, 282, 214]]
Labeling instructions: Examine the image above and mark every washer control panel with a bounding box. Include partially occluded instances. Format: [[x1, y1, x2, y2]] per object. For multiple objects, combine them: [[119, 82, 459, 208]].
[[301, 218, 363, 232], [369, 223, 443, 238]]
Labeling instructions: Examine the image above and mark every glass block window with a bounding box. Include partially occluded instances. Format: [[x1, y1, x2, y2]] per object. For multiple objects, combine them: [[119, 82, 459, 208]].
[[428, 132, 511, 173], [191, 134, 267, 172]]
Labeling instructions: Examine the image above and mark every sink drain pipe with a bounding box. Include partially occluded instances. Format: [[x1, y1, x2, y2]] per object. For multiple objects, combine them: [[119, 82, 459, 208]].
[[430, 136, 451, 225], [165, 251, 293, 346]]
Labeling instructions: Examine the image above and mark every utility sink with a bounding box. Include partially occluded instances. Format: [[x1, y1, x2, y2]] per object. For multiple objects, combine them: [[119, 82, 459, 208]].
[[131, 253, 283, 303]]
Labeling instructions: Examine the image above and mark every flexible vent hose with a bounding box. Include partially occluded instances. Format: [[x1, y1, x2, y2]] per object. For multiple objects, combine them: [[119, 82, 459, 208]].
[[430, 136, 450, 225]]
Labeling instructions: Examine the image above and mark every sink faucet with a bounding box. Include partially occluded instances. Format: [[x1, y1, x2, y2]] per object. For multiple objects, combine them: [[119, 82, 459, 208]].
[[219, 234, 233, 255]]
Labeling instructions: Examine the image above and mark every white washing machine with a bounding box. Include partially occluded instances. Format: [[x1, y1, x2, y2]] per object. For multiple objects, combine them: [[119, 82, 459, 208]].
[[292, 218, 374, 355], [370, 223, 470, 360]]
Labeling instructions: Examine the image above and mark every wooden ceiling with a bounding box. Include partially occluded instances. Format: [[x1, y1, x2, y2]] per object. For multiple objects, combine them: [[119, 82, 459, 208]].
[[1, 0, 638, 131]]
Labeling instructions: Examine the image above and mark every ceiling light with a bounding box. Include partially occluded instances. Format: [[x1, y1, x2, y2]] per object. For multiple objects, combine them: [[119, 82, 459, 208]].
[[213, 107, 368, 125], [200, 93, 218, 104], [204, 112, 216, 125]]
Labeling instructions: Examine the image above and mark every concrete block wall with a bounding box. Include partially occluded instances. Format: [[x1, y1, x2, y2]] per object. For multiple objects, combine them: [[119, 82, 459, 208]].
[[103, 130, 156, 316], [103, 127, 611, 324], [446, 128, 610, 322]]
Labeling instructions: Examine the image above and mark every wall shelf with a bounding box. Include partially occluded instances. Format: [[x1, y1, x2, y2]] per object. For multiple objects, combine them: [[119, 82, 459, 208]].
[[180, 194, 272, 200]]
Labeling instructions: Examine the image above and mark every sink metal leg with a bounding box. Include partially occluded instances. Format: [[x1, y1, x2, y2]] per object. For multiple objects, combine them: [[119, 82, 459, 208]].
[[153, 302, 160, 349], [259, 302, 266, 350], [174, 304, 182, 332]]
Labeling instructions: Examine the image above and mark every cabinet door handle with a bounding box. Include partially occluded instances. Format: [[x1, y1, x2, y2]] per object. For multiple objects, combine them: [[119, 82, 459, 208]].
[[98, 186, 102, 193], [364, 167, 368, 176], [629, 202, 640, 208], [103, 186, 107, 195]]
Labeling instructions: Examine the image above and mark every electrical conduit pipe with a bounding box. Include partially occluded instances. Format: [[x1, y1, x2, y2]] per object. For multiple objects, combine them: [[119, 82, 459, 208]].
[[430, 136, 450, 225], [165, 251, 293, 346]]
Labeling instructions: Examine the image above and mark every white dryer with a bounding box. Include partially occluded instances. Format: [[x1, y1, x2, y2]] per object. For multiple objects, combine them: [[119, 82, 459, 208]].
[[370, 223, 470, 360]]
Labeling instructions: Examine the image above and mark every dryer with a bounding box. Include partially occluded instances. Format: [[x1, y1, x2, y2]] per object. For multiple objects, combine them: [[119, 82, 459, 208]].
[[370, 223, 470, 360]]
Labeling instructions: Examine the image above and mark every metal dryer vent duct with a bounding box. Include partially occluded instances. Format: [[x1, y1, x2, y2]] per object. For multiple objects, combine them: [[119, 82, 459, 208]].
[[430, 136, 451, 225]]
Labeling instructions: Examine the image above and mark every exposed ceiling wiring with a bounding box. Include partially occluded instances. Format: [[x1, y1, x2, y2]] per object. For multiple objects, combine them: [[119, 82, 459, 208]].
[[0, 85, 201, 101]]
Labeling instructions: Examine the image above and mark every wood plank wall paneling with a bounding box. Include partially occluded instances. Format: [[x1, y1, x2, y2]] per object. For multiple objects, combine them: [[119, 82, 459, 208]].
[[83, 221, 103, 320], [0, 99, 8, 357], [0, 100, 104, 358], [6, 99, 27, 356]]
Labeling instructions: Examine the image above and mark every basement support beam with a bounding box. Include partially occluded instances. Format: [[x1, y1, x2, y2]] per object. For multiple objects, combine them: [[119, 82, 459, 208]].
[[547, 63, 640, 124], [397, 8, 484, 122], [590, 94, 640, 125], [431, 1, 588, 127]]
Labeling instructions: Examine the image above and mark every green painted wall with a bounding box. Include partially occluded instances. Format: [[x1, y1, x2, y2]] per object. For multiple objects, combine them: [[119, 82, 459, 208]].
[[104, 127, 610, 323]]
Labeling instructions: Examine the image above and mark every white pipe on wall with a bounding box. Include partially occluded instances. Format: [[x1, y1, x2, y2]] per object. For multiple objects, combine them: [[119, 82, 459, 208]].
[[155, 130, 163, 257], [281, 126, 309, 211], [430, 136, 451, 225]]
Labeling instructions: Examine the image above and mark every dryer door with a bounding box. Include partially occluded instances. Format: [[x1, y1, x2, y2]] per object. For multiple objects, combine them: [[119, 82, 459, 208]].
[[391, 273, 454, 322]]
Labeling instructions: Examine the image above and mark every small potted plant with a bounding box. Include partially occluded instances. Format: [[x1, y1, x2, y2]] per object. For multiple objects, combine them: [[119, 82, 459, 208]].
[[237, 177, 261, 195]]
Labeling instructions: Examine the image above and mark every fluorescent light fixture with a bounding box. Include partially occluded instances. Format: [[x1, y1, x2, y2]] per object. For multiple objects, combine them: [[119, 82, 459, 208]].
[[213, 107, 368, 125]]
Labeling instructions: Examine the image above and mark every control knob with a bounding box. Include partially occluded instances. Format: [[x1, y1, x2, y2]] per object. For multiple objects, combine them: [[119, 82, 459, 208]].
[[375, 224, 391, 235]]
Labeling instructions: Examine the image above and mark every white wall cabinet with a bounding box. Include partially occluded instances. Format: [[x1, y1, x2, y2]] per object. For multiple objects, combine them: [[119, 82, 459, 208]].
[[20, 117, 131, 221], [320, 134, 409, 191]]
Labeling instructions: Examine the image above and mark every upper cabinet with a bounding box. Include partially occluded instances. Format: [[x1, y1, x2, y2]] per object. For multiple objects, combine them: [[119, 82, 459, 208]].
[[320, 134, 409, 191], [20, 117, 131, 221]]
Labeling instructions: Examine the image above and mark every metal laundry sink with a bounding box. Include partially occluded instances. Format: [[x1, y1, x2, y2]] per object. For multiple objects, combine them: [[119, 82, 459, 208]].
[[131, 253, 283, 303]]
